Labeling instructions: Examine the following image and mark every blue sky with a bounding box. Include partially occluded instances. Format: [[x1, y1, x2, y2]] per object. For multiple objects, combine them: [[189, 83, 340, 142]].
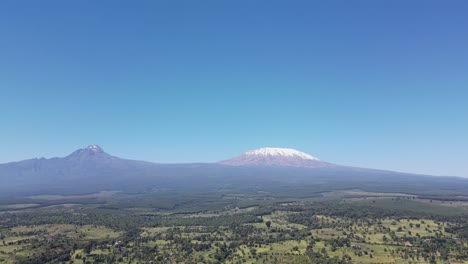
[[1, 0, 467, 176]]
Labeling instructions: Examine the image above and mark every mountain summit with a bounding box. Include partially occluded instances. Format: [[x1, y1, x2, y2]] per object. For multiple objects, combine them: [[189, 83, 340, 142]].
[[66, 145, 111, 160], [245, 148, 319, 160], [218, 147, 332, 168], [87, 145, 103, 152]]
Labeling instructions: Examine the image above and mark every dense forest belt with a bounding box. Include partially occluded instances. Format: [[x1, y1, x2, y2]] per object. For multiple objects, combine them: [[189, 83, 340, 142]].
[[0, 201, 107, 213], [417, 195, 468, 201]]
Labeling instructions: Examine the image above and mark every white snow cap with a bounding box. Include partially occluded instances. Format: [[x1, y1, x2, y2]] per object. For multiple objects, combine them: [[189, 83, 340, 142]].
[[87, 145, 102, 152], [244, 147, 319, 161]]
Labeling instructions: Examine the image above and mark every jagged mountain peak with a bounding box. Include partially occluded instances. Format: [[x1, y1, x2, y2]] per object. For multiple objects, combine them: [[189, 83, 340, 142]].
[[87, 145, 103, 152], [66, 144, 109, 159]]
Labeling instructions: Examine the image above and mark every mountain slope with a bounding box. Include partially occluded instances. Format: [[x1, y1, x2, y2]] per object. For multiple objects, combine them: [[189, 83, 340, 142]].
[[0, 145, 159, 187]]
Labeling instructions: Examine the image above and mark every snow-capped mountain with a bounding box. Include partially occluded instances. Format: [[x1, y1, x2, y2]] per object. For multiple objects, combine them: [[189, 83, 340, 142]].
[[1, 144, 468, 198], [218, 147, 334, 168]]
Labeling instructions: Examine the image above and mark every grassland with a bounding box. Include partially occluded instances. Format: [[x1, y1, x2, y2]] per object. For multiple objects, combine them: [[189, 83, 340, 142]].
[[0, 190, 467, 263]]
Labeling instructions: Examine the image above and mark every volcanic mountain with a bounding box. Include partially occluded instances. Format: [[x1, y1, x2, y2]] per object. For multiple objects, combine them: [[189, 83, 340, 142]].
[[218, 147, 334, 168], [0, 145, 158, 188], [1, 145, 468, 198]]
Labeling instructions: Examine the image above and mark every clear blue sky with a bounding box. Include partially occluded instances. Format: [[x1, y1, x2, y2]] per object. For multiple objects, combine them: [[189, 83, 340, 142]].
[[1, 1, 467, 176]]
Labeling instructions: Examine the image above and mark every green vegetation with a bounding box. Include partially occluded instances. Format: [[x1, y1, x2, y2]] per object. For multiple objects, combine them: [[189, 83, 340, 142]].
[[0, 190, 467, 263]]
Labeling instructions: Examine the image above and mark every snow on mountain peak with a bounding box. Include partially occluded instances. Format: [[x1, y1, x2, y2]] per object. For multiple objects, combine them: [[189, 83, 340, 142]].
[[218, 147, 327, 167], [87, 145, 102, 152], [245, 148, 319, 161]]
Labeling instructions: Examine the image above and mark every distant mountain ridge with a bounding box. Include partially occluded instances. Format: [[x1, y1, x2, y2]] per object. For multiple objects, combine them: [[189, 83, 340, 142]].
[[1, 145, 468, 198]]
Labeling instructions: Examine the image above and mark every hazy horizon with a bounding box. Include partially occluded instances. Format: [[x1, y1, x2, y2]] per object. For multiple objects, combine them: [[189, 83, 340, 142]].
[[0, 144, 465, 178]]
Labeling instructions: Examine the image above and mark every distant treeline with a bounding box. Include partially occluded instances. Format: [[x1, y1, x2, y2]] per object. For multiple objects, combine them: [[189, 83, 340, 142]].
[[418, 196, 468, 202]]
